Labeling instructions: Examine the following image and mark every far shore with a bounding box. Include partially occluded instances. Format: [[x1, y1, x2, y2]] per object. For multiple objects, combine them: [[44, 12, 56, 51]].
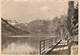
[[8, 34, 57, 38]]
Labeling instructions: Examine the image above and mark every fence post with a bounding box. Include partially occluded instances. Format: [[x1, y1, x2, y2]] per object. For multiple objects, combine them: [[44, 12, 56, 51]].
[[40, 38, 54, 54], [67, 39, 72, 54], [40, 41, 41, 55], [49, 40, 50, 48], [44, 40, 45, 53], [51, 38, 53, 47], [55, 37, 57, 43]]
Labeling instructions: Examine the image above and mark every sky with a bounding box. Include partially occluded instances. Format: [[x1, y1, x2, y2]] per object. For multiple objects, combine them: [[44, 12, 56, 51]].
[[1, 0, 68, 23]]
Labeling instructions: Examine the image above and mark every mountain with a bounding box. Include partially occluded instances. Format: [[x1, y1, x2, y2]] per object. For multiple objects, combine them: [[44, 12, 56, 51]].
[[6, 19, 28, 32], [26, 15, 69, 39], [27, 20, 50, 34], [14, 22, 28, 32], [6, 19, 17, 26], [1, 17, 30, 36]]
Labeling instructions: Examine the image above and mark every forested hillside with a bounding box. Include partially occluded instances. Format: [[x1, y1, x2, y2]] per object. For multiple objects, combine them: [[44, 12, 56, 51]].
[[26, 15, 69, 39], [1, 17, 29, 36]]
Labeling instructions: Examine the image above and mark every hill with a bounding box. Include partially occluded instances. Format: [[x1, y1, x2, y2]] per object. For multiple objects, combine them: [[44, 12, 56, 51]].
[[1, 17, 29, 36], [14, 22, 28, 32]]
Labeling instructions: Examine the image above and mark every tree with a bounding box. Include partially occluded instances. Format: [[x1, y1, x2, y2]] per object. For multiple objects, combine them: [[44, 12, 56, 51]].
[[67, 1, 78, 36]]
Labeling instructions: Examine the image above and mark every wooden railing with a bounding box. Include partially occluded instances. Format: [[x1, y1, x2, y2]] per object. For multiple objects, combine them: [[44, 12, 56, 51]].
[[39, 37, 70, 55], [40, 37, 58, 55], [46, 40, 62, 54]]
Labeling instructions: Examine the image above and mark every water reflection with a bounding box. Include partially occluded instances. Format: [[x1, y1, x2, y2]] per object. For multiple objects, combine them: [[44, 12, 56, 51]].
[[2, 41, 38, 54], [2, 35, 56, 54]]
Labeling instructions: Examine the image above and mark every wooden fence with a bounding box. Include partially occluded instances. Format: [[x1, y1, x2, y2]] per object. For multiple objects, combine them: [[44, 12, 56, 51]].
[[40, 37, 60, 55]]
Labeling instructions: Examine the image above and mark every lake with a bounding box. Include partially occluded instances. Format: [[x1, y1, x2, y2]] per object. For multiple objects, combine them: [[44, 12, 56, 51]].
[[2, 34, 58, 54]]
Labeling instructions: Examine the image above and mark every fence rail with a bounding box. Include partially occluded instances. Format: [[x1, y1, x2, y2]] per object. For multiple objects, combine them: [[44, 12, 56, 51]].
[[40, 37, 59, 55], [39, 36, 72, 55], [46, 40, 62, 54]]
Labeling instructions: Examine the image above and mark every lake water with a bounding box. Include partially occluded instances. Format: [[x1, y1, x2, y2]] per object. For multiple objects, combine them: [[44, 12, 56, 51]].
[[2, 35, 58, 55]]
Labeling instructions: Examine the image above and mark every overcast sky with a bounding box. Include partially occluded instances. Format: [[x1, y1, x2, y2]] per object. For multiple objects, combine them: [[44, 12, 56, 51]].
[[2, 0, 68, 23]]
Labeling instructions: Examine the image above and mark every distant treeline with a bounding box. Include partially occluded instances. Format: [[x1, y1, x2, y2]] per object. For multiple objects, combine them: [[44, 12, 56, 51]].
[[27, 15, 69, 38]]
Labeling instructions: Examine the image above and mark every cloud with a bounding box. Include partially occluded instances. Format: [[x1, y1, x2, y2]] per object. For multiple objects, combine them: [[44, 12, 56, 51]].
[[40, 6, 49, 12], [2, 1, 68, 23], [59, 9, 64, 13]]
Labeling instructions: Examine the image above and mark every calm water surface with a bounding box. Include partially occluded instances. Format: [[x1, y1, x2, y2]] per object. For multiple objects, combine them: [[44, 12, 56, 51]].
[[2, 34, 57, 54]]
